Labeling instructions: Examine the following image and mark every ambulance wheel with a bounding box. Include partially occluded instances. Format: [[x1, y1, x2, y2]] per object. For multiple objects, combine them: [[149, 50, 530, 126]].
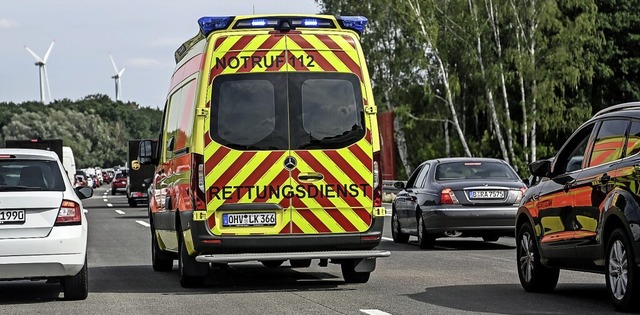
[[261, 260, 284, 268], [341, 260, 371, 283], [178, 235, 207, 288], [63, 256, 88, 300], [151, 230, 173, 272], [290, 259, 312, 268]]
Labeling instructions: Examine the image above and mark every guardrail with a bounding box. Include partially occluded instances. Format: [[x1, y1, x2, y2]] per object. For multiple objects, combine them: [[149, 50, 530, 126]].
[[382, 180, 405, 203]]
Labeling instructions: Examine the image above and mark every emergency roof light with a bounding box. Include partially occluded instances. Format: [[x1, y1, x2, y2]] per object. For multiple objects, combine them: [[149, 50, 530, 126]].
[[337, 16, 368, 35], [198, 16, 234, 36], [234, 17, 335, 31]]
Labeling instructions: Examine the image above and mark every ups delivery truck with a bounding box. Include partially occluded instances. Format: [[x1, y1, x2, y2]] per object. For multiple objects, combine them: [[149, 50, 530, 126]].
[[127, 139, 156, 207]]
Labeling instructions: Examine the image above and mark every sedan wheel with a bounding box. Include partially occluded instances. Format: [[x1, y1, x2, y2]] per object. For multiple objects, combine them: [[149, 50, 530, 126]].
[[417, 214, 435, 249], [516, 222, 559, 292], [605, 228, 639, 312], [391, 209, 409, 243]]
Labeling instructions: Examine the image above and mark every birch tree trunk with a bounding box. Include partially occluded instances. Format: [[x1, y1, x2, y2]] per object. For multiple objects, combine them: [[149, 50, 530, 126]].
[[385, 89, 412, 176], [469, 0, 508, 162], [405, 0, 473, 157], [486, 0, 515, 166]]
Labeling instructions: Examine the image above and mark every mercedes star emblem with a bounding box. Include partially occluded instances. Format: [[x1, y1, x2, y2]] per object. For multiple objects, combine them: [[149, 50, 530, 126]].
[[284, 156, 297, 171]]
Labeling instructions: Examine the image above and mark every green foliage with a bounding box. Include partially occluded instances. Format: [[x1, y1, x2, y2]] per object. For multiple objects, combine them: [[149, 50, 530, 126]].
[[0, 95, 162, 168]]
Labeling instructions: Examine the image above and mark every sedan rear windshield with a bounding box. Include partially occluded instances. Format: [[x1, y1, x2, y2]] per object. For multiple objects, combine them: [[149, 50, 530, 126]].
[[435, 161, 519, 181], [0, 160, 66, 191]]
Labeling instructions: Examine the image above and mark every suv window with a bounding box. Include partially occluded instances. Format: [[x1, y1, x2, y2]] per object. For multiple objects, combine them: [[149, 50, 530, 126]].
[[588, 119, 629, 167], [553, 124, 594, 174], [626, 121, 640, 157]]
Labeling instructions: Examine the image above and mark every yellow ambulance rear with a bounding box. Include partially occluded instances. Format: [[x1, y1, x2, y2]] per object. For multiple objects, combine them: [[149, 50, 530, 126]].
[[140, 14, 389, 288]]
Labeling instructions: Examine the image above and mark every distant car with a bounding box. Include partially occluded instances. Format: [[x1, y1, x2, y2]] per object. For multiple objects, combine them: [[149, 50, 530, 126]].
[[0, 148, 93, 300], [392, 157, 526, 248], [111, 171, 127, 195], [74, 174, 87, 188]]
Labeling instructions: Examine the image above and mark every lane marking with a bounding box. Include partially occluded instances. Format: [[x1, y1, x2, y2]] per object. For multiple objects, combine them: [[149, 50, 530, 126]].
[[107, 203, 113, 207], [103, 199, 108, 202], [136, 220, 150, 228], [361, 310, 392, 315], [382, 237, 394, 242], [115, 210, 125, 215]]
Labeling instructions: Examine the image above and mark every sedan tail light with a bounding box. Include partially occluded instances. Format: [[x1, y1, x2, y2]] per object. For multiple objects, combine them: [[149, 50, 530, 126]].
[[55, 200, 82, 225], [440, 188, 459, 205]]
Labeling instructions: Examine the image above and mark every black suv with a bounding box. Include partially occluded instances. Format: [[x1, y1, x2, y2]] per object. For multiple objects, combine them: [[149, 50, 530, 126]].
[[517, 102, 640, 311]]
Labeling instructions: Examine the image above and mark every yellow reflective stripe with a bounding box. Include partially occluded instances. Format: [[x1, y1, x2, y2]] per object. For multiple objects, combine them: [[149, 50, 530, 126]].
[[338, 148, 372, 189], [301, 34, 352, 73], [215, 35, 242, 52], [328, 34, 360, 64], [356, 140, 373, 159], [308, 151, 372, 208], [250, 39, 287, 73], [205, 150, 242, 186]]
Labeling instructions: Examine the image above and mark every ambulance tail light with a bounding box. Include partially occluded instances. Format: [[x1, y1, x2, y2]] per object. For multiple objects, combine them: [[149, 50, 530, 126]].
[[191, 153, 206, 209], [440, 188, 459, 205], [55, 200, 82, 225], [373, 152, 382, 207]]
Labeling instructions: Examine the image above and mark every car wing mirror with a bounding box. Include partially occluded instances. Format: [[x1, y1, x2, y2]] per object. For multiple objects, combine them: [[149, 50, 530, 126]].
[[75, 186, 93, 200], [529, 159, 551, 178], [138, 140, 158, 165], [393, 181, 405, 190]]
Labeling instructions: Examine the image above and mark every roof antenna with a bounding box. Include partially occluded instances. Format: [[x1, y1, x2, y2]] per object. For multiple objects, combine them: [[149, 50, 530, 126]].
[[252, 4, 255, 14]]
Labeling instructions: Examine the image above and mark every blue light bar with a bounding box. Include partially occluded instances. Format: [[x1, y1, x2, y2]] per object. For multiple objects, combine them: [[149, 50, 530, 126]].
[[302, 19, 318, 26], [198, 16, 234, 36], [340, 16, 368, 34], [251, 19, 267, 27]]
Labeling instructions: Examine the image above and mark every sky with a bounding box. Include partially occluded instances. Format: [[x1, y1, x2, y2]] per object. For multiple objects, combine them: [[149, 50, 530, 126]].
[[0, 0, 322, 109]]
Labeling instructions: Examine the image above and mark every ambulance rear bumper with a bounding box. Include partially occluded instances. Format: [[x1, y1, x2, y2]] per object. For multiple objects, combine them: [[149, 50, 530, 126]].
[[195, 250, 390, 264]]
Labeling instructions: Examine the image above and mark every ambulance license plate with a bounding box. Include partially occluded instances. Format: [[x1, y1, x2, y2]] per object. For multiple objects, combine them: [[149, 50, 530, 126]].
[[0, 210, 25, 224], [222, 213, 276, 227]]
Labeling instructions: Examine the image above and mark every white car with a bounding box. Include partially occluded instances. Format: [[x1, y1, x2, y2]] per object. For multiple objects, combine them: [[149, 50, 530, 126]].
[[0, 149, 92, 300]]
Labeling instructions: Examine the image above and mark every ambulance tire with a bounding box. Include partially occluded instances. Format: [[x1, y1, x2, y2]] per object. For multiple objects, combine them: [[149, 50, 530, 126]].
[[63, 256, 88, 300], [261, 260, 284, 268], [290, 259, 312, 268], [178, 235, 207, 288], [151, 230, 173, 272], [341, 260, 371, 283]]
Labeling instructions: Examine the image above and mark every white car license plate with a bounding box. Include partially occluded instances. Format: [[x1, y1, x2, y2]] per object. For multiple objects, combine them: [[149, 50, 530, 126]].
[[0, 210, 25, 224], [469, 190, 505, 199], [223, 213, 276, 227]]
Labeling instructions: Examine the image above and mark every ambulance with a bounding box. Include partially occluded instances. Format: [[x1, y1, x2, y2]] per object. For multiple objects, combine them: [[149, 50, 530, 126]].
[[138, 14, 390, 288]]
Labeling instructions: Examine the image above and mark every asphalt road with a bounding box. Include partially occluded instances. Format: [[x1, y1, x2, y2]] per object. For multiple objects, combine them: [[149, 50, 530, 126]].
[[0, 186, 620, 314]]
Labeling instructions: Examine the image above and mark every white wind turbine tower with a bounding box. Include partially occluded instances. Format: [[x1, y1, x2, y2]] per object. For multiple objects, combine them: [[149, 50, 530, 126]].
[[109, 54, 126, 101], [24, 41, 55, 104]]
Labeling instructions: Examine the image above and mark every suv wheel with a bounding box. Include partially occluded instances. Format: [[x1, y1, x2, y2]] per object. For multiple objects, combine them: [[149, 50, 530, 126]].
[[606, 228, 639, 312], [417, 214, 435, 249], [516, 222, 559, 292], [391, 209, 409, 244]]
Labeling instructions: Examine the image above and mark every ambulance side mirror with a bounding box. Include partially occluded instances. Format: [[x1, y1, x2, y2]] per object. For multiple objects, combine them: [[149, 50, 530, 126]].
[[139, 140, 158, 165]]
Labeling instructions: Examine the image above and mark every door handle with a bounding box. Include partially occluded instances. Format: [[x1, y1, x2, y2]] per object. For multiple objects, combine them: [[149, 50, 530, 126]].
[[298, 172, 324, 182]]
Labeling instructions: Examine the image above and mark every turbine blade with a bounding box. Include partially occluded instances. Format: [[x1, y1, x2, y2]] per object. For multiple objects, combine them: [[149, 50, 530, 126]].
[[118, 67, 126, 77], [24, 46, 43, 62], [109, 54, 119, 73], [43, 66, 52, 104], [43, 40, 55, 63]]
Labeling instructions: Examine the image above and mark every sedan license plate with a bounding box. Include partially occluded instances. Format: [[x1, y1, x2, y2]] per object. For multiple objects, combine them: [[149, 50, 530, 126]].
[[0, 210, 25, 224], [469, 190, 505, 199], [223, 213, 276, 227]]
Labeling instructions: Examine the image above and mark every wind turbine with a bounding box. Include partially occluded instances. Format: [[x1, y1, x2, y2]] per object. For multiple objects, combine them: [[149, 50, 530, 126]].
[[109, 54, 126, 101], [24, 41, 54, 104]]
